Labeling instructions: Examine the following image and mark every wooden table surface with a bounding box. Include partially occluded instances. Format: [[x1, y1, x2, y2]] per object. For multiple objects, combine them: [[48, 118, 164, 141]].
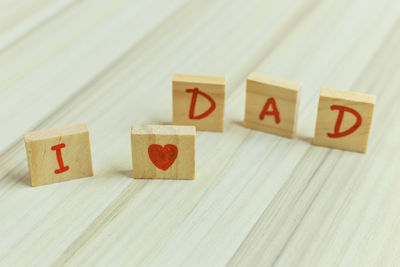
[[1, 0, 399, 266]]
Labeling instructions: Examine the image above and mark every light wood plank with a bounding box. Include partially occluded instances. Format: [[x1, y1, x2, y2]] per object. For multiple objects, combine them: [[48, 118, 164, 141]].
[[230, 1, 400, 266], [0, 0, 399, 266], [0, 0, 189, 153], [0, 0, 79, 51]]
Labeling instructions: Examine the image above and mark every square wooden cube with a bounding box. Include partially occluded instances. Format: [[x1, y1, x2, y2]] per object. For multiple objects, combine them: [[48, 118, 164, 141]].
[[313, 88, 376, 153], [244, 73, 301, 138], [173, 74, 225, 132], [131, 125, 195, 179], [24, 123, 94, 186]]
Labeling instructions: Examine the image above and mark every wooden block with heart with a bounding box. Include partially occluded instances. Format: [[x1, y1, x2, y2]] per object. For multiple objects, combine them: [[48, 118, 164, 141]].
[[24, 123, 94, 186], [173, 74, 225, 132], [313, 88, 376, 153], [131, 125, 196, 179]]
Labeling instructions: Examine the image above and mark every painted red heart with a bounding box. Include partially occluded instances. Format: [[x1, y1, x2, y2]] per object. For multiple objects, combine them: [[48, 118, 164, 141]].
[[148, 144, 178, 171]]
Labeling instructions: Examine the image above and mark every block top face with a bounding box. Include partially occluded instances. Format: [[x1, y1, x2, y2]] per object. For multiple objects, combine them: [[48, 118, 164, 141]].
[[24, 123, 89, 142], [320, 88, 376, 104], [173, 74, 226, 86], [247, 73, 301, 92], [131, 125, 196, 135]]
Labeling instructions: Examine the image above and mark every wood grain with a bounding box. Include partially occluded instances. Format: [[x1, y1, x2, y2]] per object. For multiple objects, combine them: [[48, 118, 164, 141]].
[[0, 0, 399, 266]]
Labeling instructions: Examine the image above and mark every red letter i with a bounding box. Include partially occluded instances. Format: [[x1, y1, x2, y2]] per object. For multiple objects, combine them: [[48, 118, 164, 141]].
[[51, 143, 70, 174]]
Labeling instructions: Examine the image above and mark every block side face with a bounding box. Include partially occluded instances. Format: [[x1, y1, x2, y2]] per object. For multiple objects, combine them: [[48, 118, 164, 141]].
[[85, 131, 94, 177], [248, 73, 301, 92], [24, 123, 88, 142], [173, 81, 225, 132], [26, 131, 93, 186], [244, 81, 299, 138], [132, 133, 195, 179], [173, 74, 225, 85], [321, 88, 376, 104], [131, 125, 196, 135], [246, 80, 298, 100], [293, 88, 301, 136], [313, 95, 375, 153], [24, 141, 35, 186]]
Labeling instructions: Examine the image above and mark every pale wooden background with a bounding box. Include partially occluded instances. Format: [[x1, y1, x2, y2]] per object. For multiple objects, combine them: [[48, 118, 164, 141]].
[[1, 0, 399, 266]]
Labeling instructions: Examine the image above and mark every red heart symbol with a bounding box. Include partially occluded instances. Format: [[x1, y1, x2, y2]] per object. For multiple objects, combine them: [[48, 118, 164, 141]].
[[148, 144, 178, 171]]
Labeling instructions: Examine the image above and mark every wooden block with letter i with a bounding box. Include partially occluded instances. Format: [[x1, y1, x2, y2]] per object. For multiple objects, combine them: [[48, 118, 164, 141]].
[[173, 74, 225, 132], [244, 73, 301, 138], [313, 88, 376, 153], [131, 125, 195, 179], [24, 123, 94, 186]]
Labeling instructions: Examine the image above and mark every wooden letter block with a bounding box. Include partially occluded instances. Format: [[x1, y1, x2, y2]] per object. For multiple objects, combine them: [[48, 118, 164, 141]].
[[313, 88, 376, 153], [173, 74, 225, 132], [131, 125, 195, 179], [244, 73, 301, 138], [24, 123, 94, 186]]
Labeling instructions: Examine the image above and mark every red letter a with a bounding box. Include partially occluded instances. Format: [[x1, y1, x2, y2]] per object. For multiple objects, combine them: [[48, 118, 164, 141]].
[[327, 105, 362, 138], [259, 97, 280, 124], [185, 88, 216, 120]]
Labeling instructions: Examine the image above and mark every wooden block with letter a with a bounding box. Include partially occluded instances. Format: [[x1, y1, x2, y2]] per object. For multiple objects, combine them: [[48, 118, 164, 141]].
[[244, 73, 301, 138], [313, 88, 376, 153], [131, 125, 195, 179], [173, 74, 225, 132], [24, 123, 94, 186]]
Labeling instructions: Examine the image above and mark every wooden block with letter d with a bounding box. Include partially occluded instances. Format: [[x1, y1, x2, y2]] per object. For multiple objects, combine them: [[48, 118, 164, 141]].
[[131, 125, 195, 179], [24, 123, 94, 186], [244, 73, 301, 138], [313, 88, 376, 153], [173, 74, 225, 132]]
